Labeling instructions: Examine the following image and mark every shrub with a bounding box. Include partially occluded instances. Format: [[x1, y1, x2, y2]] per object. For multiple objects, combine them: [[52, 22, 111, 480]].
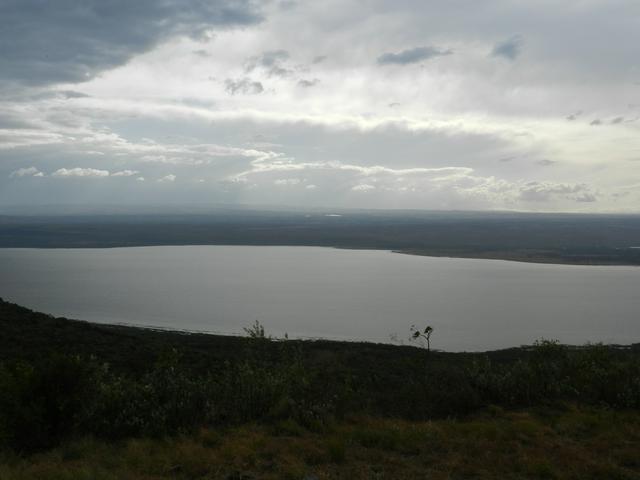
[[1, 337, 639, 454], [0, 355, 99, 452]]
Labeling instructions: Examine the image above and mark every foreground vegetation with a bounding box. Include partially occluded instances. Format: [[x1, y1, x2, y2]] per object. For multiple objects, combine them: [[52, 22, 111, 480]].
[[1, 298, 640, 477], [2, 407, 640, 479]]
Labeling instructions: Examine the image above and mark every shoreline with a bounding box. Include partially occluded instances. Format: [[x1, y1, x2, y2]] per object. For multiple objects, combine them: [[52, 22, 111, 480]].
[[2, 242, 640, 267], [1, 298, 638, 356], [395, 248, 640, 267]]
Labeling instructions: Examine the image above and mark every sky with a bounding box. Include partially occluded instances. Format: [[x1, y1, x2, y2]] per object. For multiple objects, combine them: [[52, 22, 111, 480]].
[[1, 0, 639, 212]]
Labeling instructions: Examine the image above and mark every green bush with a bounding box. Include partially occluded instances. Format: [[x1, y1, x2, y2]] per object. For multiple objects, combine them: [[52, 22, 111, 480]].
[[1, 338, 640, 454], [0, 355, 99, 452], [83, 350, 216, 439]]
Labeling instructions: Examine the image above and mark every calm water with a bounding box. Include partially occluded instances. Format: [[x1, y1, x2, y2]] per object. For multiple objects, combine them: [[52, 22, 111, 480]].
[[1, 246, 639, 351]]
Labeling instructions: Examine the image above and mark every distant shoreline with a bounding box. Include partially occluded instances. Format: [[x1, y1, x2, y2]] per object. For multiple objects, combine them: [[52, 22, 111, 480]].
[[2, 210, 640, 266], [395, 248, 640, 266], [1, 297, 638, 361], [2, 242, 640, 267]]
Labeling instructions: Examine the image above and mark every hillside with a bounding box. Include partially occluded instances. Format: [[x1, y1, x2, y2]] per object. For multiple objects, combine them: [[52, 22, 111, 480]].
[[1, 299, 640, 478]]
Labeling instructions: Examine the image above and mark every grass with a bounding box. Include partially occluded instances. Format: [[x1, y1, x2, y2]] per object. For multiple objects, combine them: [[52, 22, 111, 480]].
[[1, 406, 639, 479]]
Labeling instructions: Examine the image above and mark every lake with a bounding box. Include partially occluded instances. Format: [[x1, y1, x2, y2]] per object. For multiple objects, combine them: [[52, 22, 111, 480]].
[[1, 246, 639, 351]]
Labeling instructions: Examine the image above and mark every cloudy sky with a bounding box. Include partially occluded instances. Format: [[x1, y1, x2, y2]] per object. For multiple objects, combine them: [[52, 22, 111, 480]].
[[1, 0, 639, 212]]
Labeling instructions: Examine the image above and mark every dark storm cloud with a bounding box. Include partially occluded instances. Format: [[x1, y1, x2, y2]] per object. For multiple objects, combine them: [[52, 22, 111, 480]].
[[491, 36, 523, 60], [377, 46, 452, 65], [0, 0, 263, 86], [590, 119, 603, 126]]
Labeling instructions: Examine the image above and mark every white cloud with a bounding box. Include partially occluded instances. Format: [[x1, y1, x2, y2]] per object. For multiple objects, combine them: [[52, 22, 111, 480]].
[[352, 184, 375, 192], [112, 169, 139, 177], [274, 178, 301, 186], [158, 174, 176, 183], [0, 129, 67, 149], [234, 155, 476, 180], [9, 166, 42, 178], [518, 181, 597, 203], [51, 168, 110, 178]]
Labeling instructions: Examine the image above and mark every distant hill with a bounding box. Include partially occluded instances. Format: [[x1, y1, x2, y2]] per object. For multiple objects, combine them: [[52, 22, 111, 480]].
[[2, 210, 640, 264]]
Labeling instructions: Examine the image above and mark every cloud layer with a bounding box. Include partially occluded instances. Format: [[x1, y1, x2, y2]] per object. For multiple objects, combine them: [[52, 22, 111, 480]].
[[1, 0, 639, 212], [491, 36, 523, 60], [377, 46, 453, 65], [0, 0, 262, 86]]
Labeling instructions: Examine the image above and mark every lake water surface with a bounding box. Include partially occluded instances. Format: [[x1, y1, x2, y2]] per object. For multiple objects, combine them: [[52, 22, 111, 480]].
[[1, 246, 639, 351]]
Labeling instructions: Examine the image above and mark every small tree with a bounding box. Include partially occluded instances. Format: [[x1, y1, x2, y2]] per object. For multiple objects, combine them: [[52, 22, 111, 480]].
[[243, 320, 267, 339], [410, 325, 434, 352]]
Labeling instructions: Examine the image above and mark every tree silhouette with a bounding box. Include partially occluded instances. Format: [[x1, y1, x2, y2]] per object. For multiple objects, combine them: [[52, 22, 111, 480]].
[[410, 325, 434, 352], [243, 319, 267, 339]]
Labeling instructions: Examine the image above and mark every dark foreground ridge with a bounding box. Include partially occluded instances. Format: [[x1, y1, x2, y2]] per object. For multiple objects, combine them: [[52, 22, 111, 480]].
[[2, 298, 640, 478], [2, 209, 640, 265], [2, 297, 640, 444]]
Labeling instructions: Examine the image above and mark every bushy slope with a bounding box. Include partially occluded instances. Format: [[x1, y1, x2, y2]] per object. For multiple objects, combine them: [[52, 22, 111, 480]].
[[1, 298, 639, 456]]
